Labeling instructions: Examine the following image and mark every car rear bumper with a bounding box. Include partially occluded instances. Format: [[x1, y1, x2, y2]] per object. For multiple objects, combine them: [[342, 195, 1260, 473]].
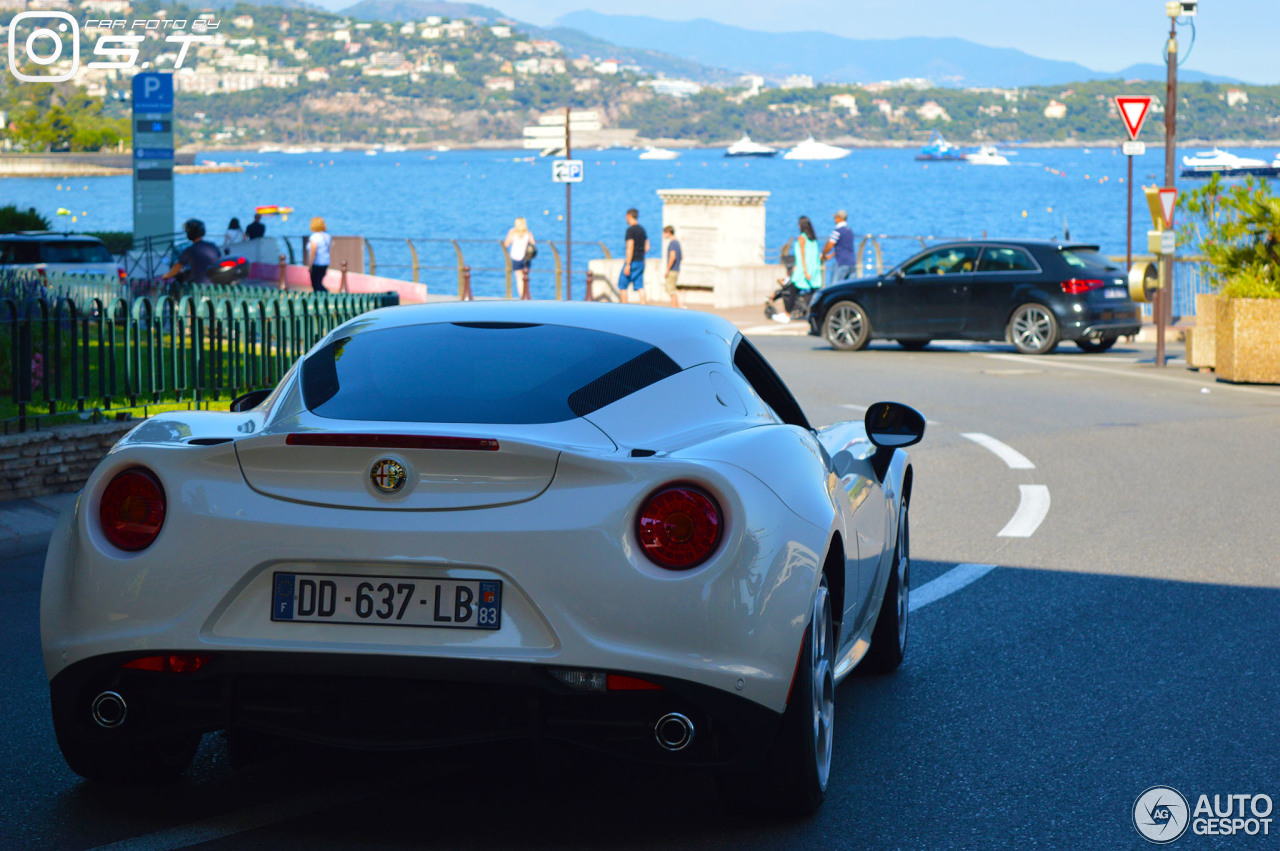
[[50, 650, 784, 768], [1064, 317, 1143, 340]]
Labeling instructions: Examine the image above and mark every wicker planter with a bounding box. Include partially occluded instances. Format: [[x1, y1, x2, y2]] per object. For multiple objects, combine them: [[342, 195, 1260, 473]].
[[1186, 293, 1222, 370], [1215, 297, 1280, 384]]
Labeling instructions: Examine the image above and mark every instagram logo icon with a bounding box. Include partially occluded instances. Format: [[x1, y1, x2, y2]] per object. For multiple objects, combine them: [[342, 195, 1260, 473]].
[[7, 11, 80, 82]]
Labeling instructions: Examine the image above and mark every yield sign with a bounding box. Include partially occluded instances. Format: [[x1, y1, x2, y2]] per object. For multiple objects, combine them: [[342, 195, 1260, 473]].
[[1115, 96, 1153, 140], [1158, 187, 1177, 228]]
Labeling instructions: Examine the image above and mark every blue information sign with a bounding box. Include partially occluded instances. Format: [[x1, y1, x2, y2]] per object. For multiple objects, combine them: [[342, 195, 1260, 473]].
[[134, 148, 175, 160], [132, 73, 174, 113]]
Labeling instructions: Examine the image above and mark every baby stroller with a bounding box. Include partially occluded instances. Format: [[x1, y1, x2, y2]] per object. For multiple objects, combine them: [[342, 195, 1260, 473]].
[[763, 281, 813, 322], [764, 239, 813, 321]]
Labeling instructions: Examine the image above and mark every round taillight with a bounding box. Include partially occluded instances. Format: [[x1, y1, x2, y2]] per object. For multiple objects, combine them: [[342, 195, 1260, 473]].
[[635, 484, 722, 570], [99, 468, 166, 551]]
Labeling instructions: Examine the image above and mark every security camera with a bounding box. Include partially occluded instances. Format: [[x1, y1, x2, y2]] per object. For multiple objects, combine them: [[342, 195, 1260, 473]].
[[1179, 0, 1197, 15]]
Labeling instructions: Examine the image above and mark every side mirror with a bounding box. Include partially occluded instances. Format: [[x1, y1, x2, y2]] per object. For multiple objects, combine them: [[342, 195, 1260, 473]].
[[864, 402, 925, 449], [893, 269, 905, 281], [229, 388, 272, 412]]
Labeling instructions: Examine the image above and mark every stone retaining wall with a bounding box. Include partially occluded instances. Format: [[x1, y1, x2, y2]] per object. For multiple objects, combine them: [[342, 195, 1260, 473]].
[[0, 422, 136, 501]]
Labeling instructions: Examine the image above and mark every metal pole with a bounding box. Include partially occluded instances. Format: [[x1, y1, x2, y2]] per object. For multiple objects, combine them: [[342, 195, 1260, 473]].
[[1159, 10, 1177, 369], [1126, 156, 1133, 274], [565, 106, 572, 301]]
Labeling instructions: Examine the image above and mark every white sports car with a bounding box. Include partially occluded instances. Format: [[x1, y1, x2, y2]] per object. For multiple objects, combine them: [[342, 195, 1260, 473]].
[[41, 302, 923, 815]]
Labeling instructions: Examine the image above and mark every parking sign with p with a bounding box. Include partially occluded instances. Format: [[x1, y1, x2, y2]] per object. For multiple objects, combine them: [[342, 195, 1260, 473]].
[[7, 11, 80, 82]]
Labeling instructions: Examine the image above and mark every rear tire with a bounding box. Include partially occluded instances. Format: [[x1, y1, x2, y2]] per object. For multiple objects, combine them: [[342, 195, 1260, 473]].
[[1008, 304, 1059, 355], [823, 301, 871, 351], [863, 500, 909, 673], [1075, 334, 1117, 353], [720, 575, 834, 817]]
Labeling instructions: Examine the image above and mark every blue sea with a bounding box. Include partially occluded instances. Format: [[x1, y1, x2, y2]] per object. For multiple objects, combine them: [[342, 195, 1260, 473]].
[[10, 144, 1275, 298]]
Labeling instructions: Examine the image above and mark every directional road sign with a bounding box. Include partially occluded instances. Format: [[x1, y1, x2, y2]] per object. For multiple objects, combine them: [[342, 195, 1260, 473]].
[[552, 159, 584, 183], [1115, 96, 1153, 140]]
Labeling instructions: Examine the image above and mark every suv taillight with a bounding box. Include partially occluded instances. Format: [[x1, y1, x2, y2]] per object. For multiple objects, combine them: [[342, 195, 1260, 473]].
[[117, 266, 127, 281], [635, 484, 722, 570], [1061, 278, 1104, 294], [100, 468, 166, 551]]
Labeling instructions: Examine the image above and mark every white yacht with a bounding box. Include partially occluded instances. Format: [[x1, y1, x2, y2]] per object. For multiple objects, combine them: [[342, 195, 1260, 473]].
[[281, 146, 310, 155], [257, 145, 282, 153], [725, 134, 778, 158], [966, 145, 1010, 166], [384, 144, 408, 153], [1180, 148, 1278, 177], [783, 137, 851, 161], [639, 147, 679, 160]]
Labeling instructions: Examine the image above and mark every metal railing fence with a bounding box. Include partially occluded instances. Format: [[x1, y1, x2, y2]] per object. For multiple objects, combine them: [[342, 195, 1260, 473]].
[[284, 235, 614, 300], [2, 289, 385, 432]]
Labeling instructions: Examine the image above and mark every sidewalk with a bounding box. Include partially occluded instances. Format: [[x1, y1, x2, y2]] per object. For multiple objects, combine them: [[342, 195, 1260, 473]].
[[0, 492, 76, 561]]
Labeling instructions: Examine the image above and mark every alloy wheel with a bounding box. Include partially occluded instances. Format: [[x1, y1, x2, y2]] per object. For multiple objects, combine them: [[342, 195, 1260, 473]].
[[811, 581, 835, 790]]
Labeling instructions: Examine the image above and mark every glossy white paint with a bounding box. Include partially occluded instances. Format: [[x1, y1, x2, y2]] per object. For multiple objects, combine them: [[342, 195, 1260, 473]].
[[41, 303, 912, 717]]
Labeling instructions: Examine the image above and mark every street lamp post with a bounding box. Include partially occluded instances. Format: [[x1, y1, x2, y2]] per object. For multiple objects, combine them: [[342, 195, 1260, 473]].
[[1158, 1, 1181, 368]]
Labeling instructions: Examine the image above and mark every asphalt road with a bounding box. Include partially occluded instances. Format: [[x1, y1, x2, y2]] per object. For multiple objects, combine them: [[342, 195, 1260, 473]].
[[3, 334, 1278, 850]]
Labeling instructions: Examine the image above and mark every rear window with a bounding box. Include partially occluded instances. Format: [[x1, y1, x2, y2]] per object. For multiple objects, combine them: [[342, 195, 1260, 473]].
[[302, 322, 680, 424], [1059, 247, 1119, 271], [40, 240, 113, 263], [0, 241, 40, 264]]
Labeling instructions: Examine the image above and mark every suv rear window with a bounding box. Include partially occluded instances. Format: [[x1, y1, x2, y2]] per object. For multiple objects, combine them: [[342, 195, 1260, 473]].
[[302, 322, 680, 424], [1059, 247, 1119, 271], [40, 241, 113, 263]]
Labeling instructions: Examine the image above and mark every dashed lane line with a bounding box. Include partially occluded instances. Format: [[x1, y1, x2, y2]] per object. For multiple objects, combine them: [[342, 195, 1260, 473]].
[[998, 484, 1052, 538], [981, 352, 1280, 398], [960, 432, 1035, 469], [909, 563, 997, 612]]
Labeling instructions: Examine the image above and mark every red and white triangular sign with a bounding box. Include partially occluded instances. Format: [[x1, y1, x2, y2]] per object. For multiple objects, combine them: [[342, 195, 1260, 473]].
[[1158, 187, 1177, 228], [1115, 96, 1153, 140]]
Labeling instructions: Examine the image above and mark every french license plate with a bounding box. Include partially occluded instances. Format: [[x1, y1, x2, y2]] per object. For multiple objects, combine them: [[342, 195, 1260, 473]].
[[271, 572, 501, 630], [1103, 287, 1127, 299]]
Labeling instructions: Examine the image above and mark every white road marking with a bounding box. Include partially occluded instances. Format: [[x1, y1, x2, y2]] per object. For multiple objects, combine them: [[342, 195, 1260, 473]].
[[961, 432, 1036, 469], [88, 783, 391, 851], [741, 323, 806, 336], [998, 484, 1052, 538], [909, 563, 997, 612], [981, 352, 1280, 398]]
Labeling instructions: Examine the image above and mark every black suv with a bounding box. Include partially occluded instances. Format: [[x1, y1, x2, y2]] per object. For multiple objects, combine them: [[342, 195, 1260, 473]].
[[807, 240, 1141, 354]]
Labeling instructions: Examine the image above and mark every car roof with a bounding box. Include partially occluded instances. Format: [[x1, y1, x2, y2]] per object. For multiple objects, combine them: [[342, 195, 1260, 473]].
[[921, 238, 1100, 251], [329, 301, 741, 370], [0, 232, 107, 243]]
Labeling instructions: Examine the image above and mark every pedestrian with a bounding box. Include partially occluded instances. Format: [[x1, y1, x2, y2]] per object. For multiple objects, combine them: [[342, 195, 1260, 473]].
[[821, 209, 857, 285], [503, 217, 536, 298], [245, 213, 266, 240], [307, 217, 332, 293], [790, 215, 821, 302], [223, 217, 244, 255], [618, 207, 648, 303], [160, 218, 221, 292], [662, 225, 683, 308]]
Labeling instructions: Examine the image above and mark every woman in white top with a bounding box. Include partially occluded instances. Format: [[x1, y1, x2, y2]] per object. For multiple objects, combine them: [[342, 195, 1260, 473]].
[[307, 217, 333, 292], [223, 218, 244, 254], [503, 217, 535, 297]]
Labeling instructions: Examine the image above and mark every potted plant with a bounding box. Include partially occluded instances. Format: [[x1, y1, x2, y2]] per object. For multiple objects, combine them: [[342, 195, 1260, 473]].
[[1178, 174, 1280, 383]]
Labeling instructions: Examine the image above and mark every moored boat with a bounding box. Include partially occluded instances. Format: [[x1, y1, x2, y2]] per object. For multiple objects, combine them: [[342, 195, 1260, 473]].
[[639, 147, 679, 160], [966, 145, 1010, 166], [916, 130, 967, 161], [725, 134, 778, 158], [783, 137, 851, 161], [1180, 148, 1279, 178]]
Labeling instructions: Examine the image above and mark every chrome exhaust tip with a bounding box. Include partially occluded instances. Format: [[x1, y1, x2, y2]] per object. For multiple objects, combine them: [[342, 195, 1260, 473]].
[[91, 691, 127, 728], [654, 712, 694, 752]]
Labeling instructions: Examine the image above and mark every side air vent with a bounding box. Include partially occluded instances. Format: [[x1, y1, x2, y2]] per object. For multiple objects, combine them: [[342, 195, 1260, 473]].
[[568, 348, 680, 418]]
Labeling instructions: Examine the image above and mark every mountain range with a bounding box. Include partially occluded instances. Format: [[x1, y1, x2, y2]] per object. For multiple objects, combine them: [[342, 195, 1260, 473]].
[[554, 10, 1236, 88]]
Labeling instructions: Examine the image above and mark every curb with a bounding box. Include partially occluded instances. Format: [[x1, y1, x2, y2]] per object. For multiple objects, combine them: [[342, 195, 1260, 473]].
[[0, 493, 76, 562]]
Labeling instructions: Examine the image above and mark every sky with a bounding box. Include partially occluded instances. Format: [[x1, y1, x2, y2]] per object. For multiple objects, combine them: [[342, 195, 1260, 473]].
[[463, 0, 1277, 84]]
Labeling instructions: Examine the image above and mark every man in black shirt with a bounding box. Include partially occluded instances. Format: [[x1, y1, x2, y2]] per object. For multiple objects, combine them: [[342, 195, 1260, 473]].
[[161, 219, 221, 290], [244, 213, 266, 240], [619, 208, 648, 303]]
